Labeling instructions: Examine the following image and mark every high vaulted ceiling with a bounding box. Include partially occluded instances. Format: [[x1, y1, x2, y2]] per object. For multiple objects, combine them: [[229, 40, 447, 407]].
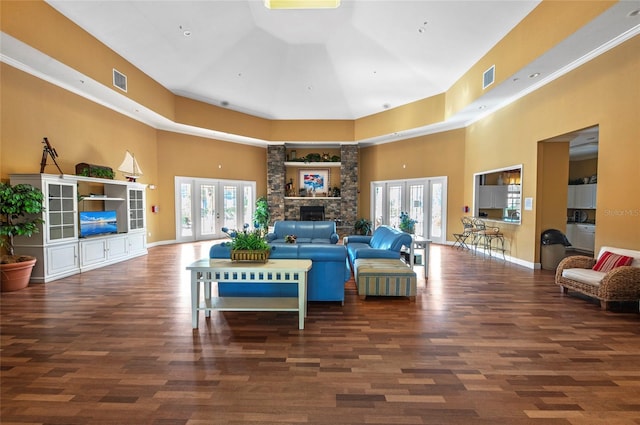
[[46, 0, 541, 120], [2, 1, 639, 149]]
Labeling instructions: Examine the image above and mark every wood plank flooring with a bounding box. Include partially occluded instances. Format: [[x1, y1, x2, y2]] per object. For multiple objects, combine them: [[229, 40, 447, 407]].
[[2, 242, 639, 425]]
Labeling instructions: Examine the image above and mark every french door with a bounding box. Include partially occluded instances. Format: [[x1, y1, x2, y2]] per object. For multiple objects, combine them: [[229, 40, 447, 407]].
[[371, 177, 447, 244], [175, 177, 255, 242]]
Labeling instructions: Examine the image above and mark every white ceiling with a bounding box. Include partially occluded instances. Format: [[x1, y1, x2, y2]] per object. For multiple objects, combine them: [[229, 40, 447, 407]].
[[46, 0, 543, 120], [3, 1, 640, 149]]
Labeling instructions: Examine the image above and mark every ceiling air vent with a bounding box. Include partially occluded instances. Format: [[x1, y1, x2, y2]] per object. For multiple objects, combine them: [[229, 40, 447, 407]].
[[483, 65, 495, 90], [113, 68, 127, 92]]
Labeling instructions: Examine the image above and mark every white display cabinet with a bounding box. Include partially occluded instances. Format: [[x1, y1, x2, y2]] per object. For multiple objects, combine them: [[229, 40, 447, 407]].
[[9, 173, 148, 283]]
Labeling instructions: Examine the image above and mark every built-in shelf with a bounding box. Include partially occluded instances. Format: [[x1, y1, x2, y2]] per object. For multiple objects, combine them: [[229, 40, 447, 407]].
[[284, 161, 341, 167], [9, 173, 148, 283]]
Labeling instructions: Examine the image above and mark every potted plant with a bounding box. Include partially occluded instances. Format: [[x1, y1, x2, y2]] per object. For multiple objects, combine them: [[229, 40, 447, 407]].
[[222, 224, 271, 263], [253, 196, 270, 237], [399, 211, 416, 234], [0, 182, 45, 292], [354, 218, 372, 235]]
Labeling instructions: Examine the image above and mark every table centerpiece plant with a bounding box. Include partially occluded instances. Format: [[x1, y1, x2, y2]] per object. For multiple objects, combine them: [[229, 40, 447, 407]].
[[399, 211, 417, 234], [222, 223, 271, 263], [0, 182, 45, 291]]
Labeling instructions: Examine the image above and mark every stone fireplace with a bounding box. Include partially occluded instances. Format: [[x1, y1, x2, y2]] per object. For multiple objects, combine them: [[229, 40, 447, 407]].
[[267, 144, 358, 233], [300, 205, 325, 221]]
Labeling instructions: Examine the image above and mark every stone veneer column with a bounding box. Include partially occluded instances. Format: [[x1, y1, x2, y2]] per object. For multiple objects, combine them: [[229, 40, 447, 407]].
[[267, 144, 358, 228], [340, 144, 358, 228], [267, 145, 285, 223]]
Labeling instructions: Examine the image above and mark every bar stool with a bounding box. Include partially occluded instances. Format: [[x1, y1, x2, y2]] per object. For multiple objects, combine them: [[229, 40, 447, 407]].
[[471, 218, 487, 253], [453, 217, 474, 250], [477, 226, 506, 260]]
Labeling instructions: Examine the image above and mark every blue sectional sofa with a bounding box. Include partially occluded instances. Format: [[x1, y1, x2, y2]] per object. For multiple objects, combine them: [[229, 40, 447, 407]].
[[209, 242, 350, 304], [345, 225, 412, 266], [266, 221, 339, 244]]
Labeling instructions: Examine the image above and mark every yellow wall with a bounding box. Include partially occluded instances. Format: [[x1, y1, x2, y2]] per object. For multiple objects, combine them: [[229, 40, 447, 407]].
[[0, 63, 162, 240], [537, 141, 570, 248], [271, 120, 354, 141], [463, 35, 640, 259], [355, 95, 446, 140], [359, 129, 466, 237], [174, 97, 271, 141], [155, 132, 267, 242], [446, 1, 613, 119], [0, 63, 268, 244], [569, 158, 598, 181], [1, 0, 176, 120], [1, 0, 639, 263]]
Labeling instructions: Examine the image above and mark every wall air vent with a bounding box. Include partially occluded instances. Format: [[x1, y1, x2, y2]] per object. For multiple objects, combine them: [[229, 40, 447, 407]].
[[113, 68, 127, 92], [483, 65, 495, 90]]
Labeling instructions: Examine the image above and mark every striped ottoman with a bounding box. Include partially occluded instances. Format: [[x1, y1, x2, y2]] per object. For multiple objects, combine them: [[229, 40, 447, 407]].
[[354, 258, 417, 302]]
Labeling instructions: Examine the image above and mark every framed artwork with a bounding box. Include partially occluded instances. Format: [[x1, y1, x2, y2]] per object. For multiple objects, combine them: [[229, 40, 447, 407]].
[[299, 169, 329, 194]]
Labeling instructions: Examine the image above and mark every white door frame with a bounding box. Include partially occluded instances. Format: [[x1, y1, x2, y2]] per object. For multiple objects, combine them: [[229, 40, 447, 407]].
[[174, 177, 256, 243], [370, 176, 447, 244]]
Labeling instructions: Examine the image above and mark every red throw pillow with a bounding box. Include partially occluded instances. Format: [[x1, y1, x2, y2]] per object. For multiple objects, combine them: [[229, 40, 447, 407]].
[[592, 251, 633, 272]]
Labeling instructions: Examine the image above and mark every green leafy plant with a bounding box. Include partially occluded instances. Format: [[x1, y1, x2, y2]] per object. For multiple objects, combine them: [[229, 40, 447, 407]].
[[253, 196, 270, 237], [399, 211, 416, 233], [78, 166, 115, 179], [0, 183, 45, 261], [222, 224, 270, 251], [354, 217, 372, 235]]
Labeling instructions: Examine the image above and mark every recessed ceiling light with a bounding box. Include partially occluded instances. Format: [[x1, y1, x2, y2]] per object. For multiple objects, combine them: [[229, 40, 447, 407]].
[[529, 72, 541, 78], [264, 0, 340, 9]]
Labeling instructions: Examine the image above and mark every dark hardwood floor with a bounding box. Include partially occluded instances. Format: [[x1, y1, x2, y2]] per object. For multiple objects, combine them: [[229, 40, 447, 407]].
[[2, 242, 639, 425]]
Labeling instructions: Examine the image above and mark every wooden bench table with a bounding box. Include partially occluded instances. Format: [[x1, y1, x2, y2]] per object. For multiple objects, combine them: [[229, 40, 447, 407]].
[[186, 259, 312, 330]]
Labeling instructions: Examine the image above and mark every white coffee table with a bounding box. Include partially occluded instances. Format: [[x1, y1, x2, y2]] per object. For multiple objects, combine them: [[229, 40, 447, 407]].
[[186, 259, 312, 330]]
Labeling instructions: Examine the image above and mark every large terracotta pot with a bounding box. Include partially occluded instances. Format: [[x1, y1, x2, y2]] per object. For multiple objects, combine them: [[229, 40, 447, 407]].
[[1, 258, 36, 292]]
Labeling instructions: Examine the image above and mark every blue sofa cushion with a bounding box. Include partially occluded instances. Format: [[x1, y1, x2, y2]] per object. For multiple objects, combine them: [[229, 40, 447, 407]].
[[346, 225, 412, 265], [267, 221, 339, 244], [209, 242, 350, 303]]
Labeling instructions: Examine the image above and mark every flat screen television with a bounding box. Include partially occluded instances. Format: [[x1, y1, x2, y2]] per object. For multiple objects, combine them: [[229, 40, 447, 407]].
[[79, 210, 118, 238]]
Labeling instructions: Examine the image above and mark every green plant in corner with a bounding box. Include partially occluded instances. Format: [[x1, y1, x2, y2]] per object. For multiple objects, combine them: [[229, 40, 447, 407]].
[[354, 218, 372, 236], [253, 196, 270, 237], [0, 183, 45, 261], [1, 182, 45, 292]]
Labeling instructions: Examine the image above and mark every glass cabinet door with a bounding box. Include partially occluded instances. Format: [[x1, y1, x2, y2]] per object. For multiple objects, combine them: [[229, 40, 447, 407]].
[[128, 189, 145, 230], [47, 181, 77, 242]]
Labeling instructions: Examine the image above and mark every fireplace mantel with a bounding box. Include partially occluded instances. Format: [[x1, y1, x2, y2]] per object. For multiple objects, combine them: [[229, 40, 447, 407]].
[[267, 145, 358, 227]]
